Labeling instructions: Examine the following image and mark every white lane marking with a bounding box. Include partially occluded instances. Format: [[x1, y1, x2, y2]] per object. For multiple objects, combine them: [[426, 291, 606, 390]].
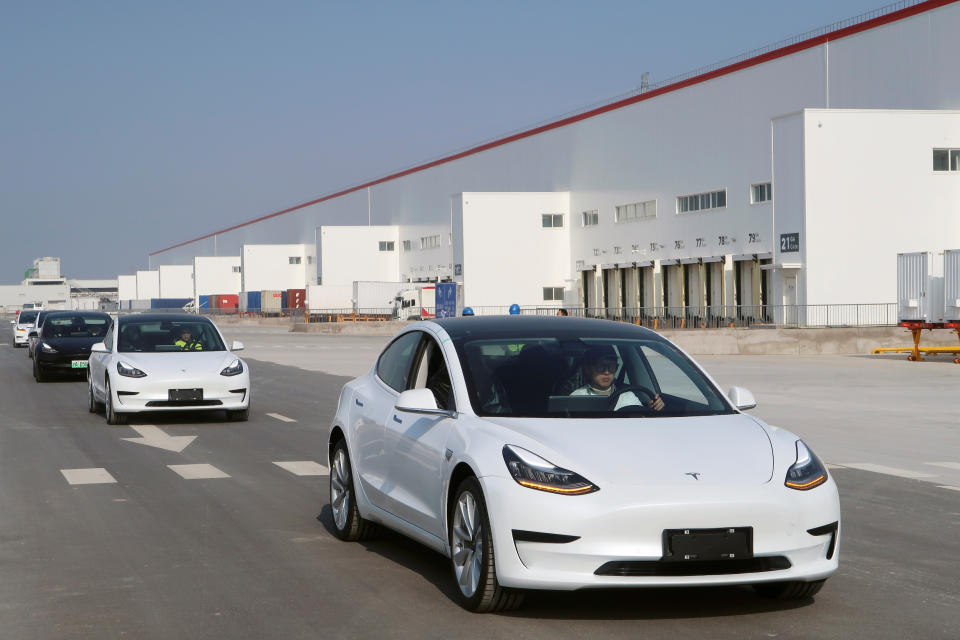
[[62, 468, 117, 485], [926, 462, 960, 470], [122, 425, 196, 453], [838, 463, 934, 479], [273, 461, 328, 476], [267, 413, 297, 423], [937, 485, 960, 492], [168, 464, 230, 479], [826, 464, 844, 470]]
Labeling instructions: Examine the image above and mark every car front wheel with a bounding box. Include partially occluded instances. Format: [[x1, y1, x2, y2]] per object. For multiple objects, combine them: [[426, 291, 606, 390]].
[[88, 375, 103, 414], [33, 358, 47, 383], [104, 378, 127, 425], [329, 440, 376, 541], [449, 477, 524, 612]]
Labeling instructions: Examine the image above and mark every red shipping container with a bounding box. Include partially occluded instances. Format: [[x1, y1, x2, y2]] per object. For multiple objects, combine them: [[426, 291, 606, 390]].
[[213, 294, 239, 314], [287, 288, 306, 309]]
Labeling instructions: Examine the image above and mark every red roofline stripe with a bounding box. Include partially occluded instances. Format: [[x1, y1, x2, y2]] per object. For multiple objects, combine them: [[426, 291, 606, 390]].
[[151, 0, 957, 257]]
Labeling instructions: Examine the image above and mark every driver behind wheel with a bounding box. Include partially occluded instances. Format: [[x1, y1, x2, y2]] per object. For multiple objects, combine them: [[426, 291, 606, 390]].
[[569, 345, 665, 411]]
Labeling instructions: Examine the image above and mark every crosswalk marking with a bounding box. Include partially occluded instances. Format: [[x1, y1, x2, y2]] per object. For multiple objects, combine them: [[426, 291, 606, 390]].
[[267, 413, 297, 423], [926, 462, 960, 470], [273, 461, 328, 476], [938, 485, 960, 492], [61, 468, 117, 485], [168, 464, 230, 479], [837, 463, 934, 479]]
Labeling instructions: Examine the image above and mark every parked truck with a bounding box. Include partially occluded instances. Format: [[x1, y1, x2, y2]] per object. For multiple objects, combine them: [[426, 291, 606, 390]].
[[394, 285, 436, 320]]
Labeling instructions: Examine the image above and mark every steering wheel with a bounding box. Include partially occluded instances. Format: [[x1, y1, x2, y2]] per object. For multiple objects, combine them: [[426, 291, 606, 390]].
[[607, 385, 658, 412]]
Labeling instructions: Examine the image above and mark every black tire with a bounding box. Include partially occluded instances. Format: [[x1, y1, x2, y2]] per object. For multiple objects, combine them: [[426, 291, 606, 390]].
[[753, 579, 826, 600], [329, 439, 377, 541], [449, 477, 524, 612], [105, 378, 127, 425], [87, 375, 103, 414], [33, 359, 47, 383]]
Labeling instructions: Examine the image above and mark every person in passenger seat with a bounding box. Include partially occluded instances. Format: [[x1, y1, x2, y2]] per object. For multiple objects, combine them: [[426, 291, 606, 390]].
[[570, 345, 665, 411]]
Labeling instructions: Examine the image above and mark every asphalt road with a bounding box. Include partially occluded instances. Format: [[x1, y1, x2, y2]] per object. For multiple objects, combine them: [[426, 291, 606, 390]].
[[0, 331, 957, 639]]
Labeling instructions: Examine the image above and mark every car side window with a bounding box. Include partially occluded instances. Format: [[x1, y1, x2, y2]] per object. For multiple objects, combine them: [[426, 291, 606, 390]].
[[103, 323, 114, 351], [409, 337, 455, 411], [376, 331, 423, 392]]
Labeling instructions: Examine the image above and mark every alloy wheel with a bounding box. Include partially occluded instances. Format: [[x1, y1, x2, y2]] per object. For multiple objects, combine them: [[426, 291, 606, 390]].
[[330, 448, 351, 531], [451, 491, 483, 598]]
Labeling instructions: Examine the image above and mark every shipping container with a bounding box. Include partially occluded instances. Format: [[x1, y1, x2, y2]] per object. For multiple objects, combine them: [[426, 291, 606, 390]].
[[261, 290, 283, 314], [198, 295, 211, 310], [897, 252, 944, 324], [281, 290, 289, 311], [212, 294, 239, 314], [245, 291, 262, 312], [944, 249, 960, 321], [287, 288, 307, 309], [150, 298, 192, 310], [352, 281, 408, 313], [306, 284, 352, 310]]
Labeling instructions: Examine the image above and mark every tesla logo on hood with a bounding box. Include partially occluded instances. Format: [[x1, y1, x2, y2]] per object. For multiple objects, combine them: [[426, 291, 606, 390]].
[[685, 472, 701, 481]]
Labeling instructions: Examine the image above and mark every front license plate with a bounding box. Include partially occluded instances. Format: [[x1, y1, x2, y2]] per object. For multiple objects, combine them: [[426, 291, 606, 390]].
[[71, 360, 88, 369], [169, 388, 203, 401], [663, 527, 753, 561]]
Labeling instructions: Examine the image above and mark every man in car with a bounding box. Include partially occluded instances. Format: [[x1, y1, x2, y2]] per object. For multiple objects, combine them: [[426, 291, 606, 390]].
[[570, 345, 665, 411], [175, 328, 203, 351]]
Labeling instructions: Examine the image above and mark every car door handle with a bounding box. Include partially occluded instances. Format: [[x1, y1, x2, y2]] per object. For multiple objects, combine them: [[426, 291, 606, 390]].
[[355, 398, 364, 407], [392, 415, 402, 424]]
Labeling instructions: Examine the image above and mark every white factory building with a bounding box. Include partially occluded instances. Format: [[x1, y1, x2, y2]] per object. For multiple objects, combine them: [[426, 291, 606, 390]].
[[139, 0, 960, 319]]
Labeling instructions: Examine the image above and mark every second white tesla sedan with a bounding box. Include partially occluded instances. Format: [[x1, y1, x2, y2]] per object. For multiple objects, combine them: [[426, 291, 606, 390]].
[[88, 314, 250, 424], [326, 316, 840, 612]]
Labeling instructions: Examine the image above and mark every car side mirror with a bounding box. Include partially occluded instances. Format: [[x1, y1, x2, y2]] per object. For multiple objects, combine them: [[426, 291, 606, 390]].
[[231, 340, 244, 351], [28, 331, 38, 338], [396, 388, 456, 418], [91, 342, 108, 353], [728, 386, 757, 411], [9, 320, 13, 324]]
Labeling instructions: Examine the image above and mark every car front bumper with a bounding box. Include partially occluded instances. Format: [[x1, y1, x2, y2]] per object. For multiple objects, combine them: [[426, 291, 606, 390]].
[[481, 475, 841, 590], [112, 372, 251, 413]]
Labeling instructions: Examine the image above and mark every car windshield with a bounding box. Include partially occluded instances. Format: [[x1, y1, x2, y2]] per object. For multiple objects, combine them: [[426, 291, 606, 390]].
[[18, 311, 39, 324], [42, 314, 109, 338], [454, 336, 734, 418], [117, 319, 225, 353]]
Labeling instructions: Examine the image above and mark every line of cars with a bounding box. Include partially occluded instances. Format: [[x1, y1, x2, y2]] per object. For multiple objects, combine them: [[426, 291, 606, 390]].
[[10, 311, 251, 424]]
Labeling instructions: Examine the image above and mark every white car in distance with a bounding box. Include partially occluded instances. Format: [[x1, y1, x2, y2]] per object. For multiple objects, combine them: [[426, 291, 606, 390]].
[[88, 313, 250, 424], [11, 309, 41, 347], [326, 316, 840, 612]]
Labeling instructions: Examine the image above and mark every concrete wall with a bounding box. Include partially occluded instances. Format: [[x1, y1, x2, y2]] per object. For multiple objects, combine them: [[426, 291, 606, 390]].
[[318, 226, 399, 286], [135, 270, 160, 300], [241, 244, 309, 292], [158, 264, 194, 298], [194, 256, 241, 297], [0, 284, 70, 310], [118, 275, 137, 302]]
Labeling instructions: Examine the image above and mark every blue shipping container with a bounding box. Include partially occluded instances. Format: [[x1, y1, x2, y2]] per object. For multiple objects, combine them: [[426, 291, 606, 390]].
[[198, 295, 211, 309], [247, 291, 262, 310], [150, 298, 192, 309], [281, 290, 288, 310]]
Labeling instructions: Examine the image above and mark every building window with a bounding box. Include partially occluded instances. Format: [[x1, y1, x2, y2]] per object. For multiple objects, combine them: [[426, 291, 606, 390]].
[[677, 189, 726, 213], [232, 266, 241, 273], [751, 183, 772, 204], [289, 257, 302, 264], [420, 234, 441, 250], [541, 213, 564, 228], [593, 248, 601, 256], [543, 287, 564, 301], [615, 200, 656, 222], [402, 240, 411, 252], [378, 241, 395, 252], [581, 210, 599, 226], [933, 149, 960, 171], [613, 246, 622, 255]]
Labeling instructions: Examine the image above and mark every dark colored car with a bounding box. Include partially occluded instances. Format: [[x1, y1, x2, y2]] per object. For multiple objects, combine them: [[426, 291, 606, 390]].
[[33, 311, 112, 382]]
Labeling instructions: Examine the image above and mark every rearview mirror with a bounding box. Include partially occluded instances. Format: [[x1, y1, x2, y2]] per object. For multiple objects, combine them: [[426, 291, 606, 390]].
[[396, 388, 456, 418], [231, 340, 244, 351], [727, 386, 757, 411]]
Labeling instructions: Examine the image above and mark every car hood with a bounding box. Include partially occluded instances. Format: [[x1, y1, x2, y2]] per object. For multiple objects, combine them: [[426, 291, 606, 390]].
[[481, 413, 774, 486], [114, 351, 241, 376], [39, 337, 104, 355]]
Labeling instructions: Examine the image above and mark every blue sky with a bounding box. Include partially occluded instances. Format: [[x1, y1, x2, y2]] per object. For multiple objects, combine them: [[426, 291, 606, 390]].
[[1, 0, 890, 279]]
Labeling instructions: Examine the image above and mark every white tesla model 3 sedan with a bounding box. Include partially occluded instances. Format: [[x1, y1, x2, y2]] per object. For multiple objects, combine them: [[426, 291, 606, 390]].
[[326, 316, 840, 612], [88, 313, 250, 424]]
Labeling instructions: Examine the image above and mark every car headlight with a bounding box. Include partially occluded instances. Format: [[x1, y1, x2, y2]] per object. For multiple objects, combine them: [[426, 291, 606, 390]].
[[220, 359, 243, 376], [785, 440, 828, 490], [502, 445, 599, 495], [117, 361, 146, 378], [40, 342, 58, 353]]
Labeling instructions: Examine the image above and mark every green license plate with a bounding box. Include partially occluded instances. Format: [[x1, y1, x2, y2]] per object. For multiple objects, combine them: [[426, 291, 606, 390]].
[[71, 360, 88, 369]]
